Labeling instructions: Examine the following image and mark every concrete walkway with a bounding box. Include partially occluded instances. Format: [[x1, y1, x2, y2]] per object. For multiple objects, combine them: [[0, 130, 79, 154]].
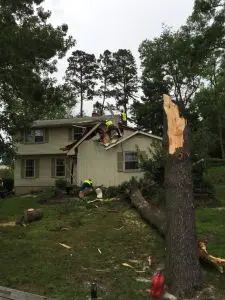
[[0, 286, 48, 300]]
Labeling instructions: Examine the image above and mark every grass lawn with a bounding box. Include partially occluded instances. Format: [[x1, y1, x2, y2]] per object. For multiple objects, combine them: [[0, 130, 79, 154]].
[[0, 196, 164, 299], [0, 193, 224, 299]]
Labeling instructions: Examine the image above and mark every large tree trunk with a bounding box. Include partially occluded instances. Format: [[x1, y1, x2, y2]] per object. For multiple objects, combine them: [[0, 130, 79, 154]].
[[163, 95, 203, 298], [218, 115, 225, 159]]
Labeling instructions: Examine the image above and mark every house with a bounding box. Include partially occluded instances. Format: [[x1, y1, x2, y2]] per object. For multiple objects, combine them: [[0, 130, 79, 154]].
[[14, 116, 162, 195]]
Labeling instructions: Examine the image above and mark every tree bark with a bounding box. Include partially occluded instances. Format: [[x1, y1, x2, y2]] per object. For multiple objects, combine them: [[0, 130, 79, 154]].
[[218, 115, 225, 159], [129, 185, 166, 236], [163, 95, 203, 298]]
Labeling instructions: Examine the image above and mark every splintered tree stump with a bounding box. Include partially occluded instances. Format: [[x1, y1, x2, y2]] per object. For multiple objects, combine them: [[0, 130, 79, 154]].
[[163, 95, 203, 298]]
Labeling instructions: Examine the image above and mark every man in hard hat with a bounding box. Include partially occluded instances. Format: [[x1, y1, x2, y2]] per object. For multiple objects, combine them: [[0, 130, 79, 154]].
[[120, 109, 127, 126], [105, 119, 121, 138], [79, 178, 93, 198]]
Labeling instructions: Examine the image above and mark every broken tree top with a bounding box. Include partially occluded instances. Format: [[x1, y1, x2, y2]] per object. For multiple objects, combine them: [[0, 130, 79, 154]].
[[163, 94, 186, 155]]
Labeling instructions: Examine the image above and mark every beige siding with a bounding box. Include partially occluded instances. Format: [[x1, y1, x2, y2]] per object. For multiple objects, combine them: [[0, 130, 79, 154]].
[[14, 155, 73, 195], [16, 127, 71, 155], [77, 135, 155, 187]]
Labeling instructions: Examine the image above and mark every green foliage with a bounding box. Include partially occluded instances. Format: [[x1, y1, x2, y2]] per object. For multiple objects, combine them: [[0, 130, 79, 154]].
[[3, 178, 14, 192], [205, 167, 225, 185], [112, 49, 138, 112], [140, 142, 165, 186], [55, 179, 68, 190], [96, 50, 116, 113], [65, 50, 98, 117], [0, 167, 13, 179], [0, 0, 75, 161]]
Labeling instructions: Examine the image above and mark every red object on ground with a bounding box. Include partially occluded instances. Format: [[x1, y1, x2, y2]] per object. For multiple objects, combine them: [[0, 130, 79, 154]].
[[150, 272, 165, 299]]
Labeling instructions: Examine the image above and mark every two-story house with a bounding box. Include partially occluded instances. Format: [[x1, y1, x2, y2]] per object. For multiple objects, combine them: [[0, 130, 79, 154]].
[[14, 116, 162, 195]]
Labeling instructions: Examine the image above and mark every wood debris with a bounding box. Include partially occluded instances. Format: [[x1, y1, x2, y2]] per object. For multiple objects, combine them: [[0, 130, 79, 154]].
[[58, 243, 72, 250]]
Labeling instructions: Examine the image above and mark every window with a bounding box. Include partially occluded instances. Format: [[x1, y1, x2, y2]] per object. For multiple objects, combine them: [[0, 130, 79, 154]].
[[25, 159, 35, 177], [34, 129, 44, 143], [55, 158, 65, 177], [73, 127, 84, 140], [124, 152, 139, 170], [25, 132, 33, 143], [24, 129, 45, 143]]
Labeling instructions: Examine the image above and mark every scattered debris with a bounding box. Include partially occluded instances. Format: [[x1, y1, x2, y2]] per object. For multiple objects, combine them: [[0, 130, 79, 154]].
[[0, 221, 16, 227], [58, 243, 72, 250], [98, 248, 102, 255], [148, 256, 152, 266], [128, 259, 141, 264], [113, 226, 124, 231], [122, 263, 134, 269], [96, 188, 103, 199], [163, 292, 177, 300], [136, 277, 150, 283], [198, 240, 225, 273]]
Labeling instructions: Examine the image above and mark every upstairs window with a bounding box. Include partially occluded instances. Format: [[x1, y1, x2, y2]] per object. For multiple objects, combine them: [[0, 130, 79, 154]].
[[34, 129, 44, 143], [73, 127, 85, 141], [24, 129, 46, 144], [55, 158, 65, 177], [124, 152, 139, 170]]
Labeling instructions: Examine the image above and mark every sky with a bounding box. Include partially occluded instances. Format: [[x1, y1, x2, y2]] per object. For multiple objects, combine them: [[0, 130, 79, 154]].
[[43, 0, 195, 115]]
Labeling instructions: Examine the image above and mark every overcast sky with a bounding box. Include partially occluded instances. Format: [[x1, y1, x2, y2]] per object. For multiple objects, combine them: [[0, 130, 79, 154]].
[[43, 0, 195, 115]]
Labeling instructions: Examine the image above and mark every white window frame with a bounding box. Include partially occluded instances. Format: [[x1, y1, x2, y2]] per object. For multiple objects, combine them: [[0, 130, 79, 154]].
[[34, 129, 44, 143], [73, 127, 85, 141], [24, 129, 44, 144], [25, 159, 36, 178], [123, 151, 140, 172], [55, 158, 66, 178]]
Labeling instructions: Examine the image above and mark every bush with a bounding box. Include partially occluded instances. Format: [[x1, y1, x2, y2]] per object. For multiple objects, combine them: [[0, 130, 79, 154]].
[[55, 179, 68, 190], [3, 178, 14, 192], [39, 187, 56, 203], [204, 166, 225, 185]]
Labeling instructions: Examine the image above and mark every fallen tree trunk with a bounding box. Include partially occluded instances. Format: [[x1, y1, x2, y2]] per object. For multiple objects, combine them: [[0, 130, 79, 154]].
[[128, 185, 225, 274], [129, 186, 166, 236]]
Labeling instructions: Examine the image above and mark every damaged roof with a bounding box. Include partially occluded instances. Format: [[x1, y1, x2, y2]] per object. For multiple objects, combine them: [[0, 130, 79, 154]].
[[32, 115, 118, 128]]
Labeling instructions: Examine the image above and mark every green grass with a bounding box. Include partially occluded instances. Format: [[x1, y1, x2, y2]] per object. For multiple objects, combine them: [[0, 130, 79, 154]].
[[0, 196, 164, 299], [0, 194, 225, 299]]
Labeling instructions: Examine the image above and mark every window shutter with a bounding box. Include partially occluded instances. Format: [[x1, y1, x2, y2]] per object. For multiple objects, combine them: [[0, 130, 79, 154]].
[[68, 128, 73, 141], [66, 158, 71, 179], [44, 128, 49, 143], [51, 158, 56, 178], [21, 159, 25, 178], [35, 159, 40, 178], [117, 152, 124, 172]]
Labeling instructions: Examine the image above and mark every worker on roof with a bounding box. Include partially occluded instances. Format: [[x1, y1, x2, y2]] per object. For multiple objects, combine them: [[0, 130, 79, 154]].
[[120, 109, 127, 126], [105, 119, 121, 138]]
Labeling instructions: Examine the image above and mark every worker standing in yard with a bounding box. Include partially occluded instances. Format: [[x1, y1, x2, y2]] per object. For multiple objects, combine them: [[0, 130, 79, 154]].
[[80, 179, 93, 192], [120, 109, 127, 126], [105, 119, 121, 138], [79, 178, 93, 198]]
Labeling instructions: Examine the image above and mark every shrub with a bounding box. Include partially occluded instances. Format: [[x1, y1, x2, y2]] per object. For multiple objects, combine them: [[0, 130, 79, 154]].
[[55, 179, 68, 190], [3, 178, 14, 192], [204, 166, 225, 185], [39, 187, 56, 203]]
